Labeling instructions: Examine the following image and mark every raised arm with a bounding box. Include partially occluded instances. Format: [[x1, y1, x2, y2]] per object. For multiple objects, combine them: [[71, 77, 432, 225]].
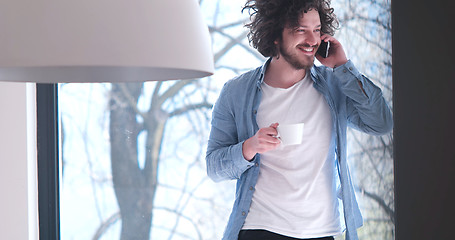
[[317, 34, 393, 135], [335, 61, 393, 135]]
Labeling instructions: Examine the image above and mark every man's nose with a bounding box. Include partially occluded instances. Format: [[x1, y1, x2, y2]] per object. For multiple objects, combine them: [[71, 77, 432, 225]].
[[306, 32, 319, 46]]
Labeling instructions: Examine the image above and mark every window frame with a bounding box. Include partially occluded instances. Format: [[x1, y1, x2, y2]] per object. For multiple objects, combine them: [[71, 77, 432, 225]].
[[36, 83, 60, 240]]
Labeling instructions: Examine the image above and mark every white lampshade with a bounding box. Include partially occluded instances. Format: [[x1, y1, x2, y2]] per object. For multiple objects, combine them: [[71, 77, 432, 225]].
[[0, 0, 214, 83]]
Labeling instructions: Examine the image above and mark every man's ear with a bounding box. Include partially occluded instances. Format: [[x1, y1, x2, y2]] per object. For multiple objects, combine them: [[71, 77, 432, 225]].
[[274, 40, 281, 59]]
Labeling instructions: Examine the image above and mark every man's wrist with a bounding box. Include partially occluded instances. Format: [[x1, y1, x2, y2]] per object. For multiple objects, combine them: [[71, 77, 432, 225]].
[[333, 59, 348, 69], [242, 139, 256, 161]]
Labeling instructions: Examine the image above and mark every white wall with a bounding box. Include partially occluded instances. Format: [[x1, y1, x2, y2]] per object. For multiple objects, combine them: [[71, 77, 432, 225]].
[[0, 82, 38, 240]]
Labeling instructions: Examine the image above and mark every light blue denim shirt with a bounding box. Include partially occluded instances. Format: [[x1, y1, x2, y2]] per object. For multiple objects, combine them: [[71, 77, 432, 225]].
[[206, 58, 393, 240]]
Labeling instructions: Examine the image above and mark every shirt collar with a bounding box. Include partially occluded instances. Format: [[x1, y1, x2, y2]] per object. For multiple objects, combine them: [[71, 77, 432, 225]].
[[256, 58, 272, 88], [310, 66, 318, 82], [257, 58, 319, 88]]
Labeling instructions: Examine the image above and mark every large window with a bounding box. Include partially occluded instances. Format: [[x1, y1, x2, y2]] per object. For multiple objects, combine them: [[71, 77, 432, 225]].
[[39, 0, 393, 239]]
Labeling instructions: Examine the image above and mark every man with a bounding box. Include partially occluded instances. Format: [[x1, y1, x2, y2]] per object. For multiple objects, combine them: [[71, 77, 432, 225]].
[[206, 0, 393, 239]]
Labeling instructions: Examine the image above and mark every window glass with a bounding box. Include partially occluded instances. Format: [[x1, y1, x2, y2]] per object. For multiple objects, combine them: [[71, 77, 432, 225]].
[[333, 1, 394, 239], [59, 0, 393, 239]]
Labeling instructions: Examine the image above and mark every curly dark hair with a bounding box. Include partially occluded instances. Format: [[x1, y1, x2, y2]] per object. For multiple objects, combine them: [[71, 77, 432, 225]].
[[242, 0, 339, 57]]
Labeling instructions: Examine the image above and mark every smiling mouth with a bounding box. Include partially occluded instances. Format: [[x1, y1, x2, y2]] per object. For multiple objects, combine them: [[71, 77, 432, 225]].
[[298, 45, 317, 54], [301, 47, 314, 52]]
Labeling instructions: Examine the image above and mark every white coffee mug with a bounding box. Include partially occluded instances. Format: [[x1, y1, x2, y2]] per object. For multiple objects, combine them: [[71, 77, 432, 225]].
[[277, 123, 305, 146]]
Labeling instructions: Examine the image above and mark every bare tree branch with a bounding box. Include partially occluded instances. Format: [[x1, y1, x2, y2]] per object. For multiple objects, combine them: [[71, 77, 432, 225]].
[[355, 185, 395, 224], [154, 206, 203, 240], [343, 25, 392, 57], [153, 80, 197, 110], [214, 31, 249, 62], [212, 19, 248, 30], [92, 212, 121, 240], [350, 132, 385, 183], [151, 81, 163, 104], [210, 26, 265, 61], [169, 102, 213, 118]]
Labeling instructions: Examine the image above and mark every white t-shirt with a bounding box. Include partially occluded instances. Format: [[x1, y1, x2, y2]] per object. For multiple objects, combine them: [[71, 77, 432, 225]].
[[242, 73, 342, 238]]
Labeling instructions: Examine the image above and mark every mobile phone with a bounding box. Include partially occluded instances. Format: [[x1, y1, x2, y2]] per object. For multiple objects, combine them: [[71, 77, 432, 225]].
[[317, 40, 330, 58]]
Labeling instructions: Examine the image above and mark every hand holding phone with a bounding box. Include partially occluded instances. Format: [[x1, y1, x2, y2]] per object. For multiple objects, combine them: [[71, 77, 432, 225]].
[[317, 35, 348, 68], [317, 40, 330, 58]]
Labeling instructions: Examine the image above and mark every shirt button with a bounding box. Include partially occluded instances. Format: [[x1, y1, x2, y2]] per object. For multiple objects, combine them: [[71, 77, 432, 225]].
[[255, 163, 259, 167], [349, 67, 353, 71], [253, 110, 257, 114], [249, 186, 254, 191], [343, 69, 347, 73], [242, 211, 246, 216]]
